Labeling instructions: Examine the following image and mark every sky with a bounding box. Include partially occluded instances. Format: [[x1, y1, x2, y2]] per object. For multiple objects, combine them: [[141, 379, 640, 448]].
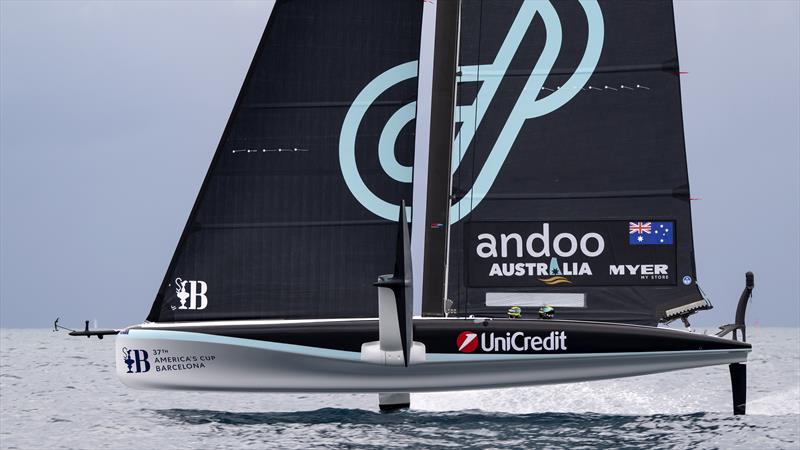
[[1, 0, 798, 328]]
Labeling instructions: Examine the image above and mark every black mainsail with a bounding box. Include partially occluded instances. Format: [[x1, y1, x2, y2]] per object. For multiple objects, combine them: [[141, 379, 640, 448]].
[[147, 0, 423, 322], [147, 0, 705, 327], [444, 0, 704, 325]]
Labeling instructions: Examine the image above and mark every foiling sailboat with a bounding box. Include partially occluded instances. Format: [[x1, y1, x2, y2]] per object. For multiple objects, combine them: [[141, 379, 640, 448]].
[[67, 0, 754, 413]]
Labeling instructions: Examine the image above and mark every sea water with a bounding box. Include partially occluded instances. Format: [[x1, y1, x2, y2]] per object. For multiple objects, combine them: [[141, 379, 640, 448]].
[[1, 327, 798, 449]]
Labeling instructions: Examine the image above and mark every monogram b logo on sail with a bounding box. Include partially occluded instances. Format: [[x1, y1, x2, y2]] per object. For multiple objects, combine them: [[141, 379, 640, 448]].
[[173, 278, 208, 310]]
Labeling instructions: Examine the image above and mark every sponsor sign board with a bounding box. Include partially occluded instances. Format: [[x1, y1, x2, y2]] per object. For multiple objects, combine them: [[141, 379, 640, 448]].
[[456, 330, 568, 353], [465, 220, 677, 287]]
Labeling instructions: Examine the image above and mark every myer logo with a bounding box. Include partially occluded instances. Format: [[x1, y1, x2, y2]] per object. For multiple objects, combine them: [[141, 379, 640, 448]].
[[174, 278, 208, 310], [122, 347, 150, 373], [456, 331, 568, 353], [609, 264, 668, 276]]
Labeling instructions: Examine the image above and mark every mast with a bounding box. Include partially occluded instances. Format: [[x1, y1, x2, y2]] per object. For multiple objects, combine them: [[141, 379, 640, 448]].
[[420, 0, 461, 317]]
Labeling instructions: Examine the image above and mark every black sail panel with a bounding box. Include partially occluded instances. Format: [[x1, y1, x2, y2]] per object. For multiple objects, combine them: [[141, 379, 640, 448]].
[[448, 0, 702, 325], [147, 0, 423, 322]]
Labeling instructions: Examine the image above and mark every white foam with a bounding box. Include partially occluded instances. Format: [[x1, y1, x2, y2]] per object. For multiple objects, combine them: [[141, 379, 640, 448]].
[[416, 328, 800, 416]]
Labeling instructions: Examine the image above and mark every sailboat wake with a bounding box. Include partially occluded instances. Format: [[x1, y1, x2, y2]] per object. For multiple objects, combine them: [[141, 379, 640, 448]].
[[150, 408, 788, 449], [0, 329, 796, 449]]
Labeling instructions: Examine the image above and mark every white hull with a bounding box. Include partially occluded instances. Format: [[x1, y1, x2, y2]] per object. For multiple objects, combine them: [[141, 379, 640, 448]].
[[116, 329, 749, 392]]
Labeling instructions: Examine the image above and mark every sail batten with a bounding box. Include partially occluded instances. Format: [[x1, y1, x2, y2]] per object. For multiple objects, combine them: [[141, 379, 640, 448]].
[[241, 100, 414, 110], [459, 190, 690, 201]]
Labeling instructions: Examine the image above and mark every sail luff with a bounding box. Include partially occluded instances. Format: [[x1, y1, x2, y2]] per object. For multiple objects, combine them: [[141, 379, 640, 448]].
[[669, 0, 699, 286]]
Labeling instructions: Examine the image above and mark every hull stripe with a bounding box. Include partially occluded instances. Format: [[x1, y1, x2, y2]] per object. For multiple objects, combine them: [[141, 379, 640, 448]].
[[127, 329, 749, 363], [129, 329, 362, 361]]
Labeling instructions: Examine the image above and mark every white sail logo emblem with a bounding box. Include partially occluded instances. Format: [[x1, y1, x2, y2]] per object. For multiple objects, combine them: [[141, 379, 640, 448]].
[[340, 0, 604, 223], [174, 277, 208, 310]]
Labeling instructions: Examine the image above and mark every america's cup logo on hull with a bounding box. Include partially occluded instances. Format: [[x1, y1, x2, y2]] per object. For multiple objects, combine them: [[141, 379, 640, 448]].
[[339, 0, 604, 222], [122, 347, 150, 374]]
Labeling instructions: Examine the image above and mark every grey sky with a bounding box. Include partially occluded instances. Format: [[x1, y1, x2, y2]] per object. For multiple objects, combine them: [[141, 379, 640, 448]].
[[1, 1, 798, 328]]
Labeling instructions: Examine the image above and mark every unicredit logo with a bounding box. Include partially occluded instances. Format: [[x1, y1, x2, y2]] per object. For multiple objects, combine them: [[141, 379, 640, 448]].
[[456, 331, 479, 353], [456, 331, 568, 353]]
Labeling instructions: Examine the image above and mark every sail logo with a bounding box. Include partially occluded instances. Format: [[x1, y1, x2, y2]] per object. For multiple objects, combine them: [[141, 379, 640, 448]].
[[340, 0, 604, 222], [174, 278, 208, 310], [456, 331, 568, 353], [476, 224, 605, 259], [467, 220, 677, 287], [476, 224, 604, 283], [122, 347, 150, 374]]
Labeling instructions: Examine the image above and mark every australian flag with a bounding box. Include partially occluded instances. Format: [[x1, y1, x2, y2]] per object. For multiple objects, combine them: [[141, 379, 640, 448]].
[[629, 221, 673, 245]]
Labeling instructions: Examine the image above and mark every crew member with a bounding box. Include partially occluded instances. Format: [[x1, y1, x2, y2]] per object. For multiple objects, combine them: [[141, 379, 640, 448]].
[[539, 305, 555, 319]]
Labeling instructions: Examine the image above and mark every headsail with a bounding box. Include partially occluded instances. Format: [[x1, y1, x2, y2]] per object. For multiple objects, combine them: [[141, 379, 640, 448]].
[[444, 0, 703, 325], [147, 0, 423, 322]]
